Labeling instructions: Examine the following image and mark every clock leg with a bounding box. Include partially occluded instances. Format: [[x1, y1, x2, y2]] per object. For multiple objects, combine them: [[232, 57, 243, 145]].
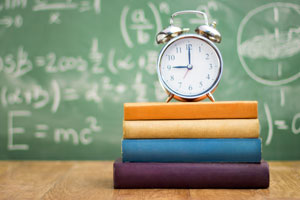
[[207, 93, 215, 102], [166, 94, 174, 103]]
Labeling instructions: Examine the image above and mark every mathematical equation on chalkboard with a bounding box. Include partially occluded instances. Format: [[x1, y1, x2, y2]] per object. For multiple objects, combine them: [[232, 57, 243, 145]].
[[0, 44, 158, 77], [7, 110, 101, 150]]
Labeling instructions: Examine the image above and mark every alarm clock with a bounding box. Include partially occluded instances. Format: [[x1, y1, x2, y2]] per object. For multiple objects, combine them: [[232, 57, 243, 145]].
[[156, 10, 223, 102]]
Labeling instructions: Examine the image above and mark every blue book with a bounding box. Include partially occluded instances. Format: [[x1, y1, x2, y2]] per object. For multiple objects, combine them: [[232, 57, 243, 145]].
[[122, 139, 261, 163]]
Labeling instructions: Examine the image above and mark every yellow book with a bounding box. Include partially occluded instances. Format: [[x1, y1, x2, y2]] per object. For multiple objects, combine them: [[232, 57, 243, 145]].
[[123, 119, 259, 139]]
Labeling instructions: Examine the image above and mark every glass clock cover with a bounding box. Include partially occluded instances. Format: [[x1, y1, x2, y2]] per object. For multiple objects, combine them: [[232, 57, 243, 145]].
[[158, 34, 223, 99]]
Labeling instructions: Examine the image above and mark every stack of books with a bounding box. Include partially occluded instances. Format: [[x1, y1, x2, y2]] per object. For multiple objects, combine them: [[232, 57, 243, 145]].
[[114, 101, 269, 189]]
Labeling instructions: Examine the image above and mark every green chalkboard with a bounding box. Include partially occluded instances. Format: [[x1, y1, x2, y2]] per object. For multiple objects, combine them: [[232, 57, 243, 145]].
[[0, 0, 299, 160]]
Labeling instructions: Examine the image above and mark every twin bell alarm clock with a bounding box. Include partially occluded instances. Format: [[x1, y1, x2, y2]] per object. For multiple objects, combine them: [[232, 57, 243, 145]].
[[156, 10, 223, 102]]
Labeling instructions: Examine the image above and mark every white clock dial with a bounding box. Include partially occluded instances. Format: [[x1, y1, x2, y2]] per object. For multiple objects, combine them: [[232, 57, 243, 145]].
[[158, 35, 222, 98]]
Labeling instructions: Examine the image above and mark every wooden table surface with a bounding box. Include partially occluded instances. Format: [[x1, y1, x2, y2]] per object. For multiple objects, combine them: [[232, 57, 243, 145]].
[[0, 161, 299, 200]]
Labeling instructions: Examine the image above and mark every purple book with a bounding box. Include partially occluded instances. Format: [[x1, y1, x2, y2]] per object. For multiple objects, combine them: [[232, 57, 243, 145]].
[[113, 158, 269, 189]]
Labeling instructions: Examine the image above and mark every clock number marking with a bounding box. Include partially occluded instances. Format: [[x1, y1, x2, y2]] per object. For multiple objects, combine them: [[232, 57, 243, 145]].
[[188, 85, 193, 91], [207, 74, 210, 79], [176, 47, 182, 54], [186, 44, 192, 50], [167, 55, 175, 61], [199, 46, 201, 53], [199, 81, 203, 87], [209, 64, 213, 70], [205, 53, 209, 60], [178, 82, 182, 88], [170, 75, 174, 81]]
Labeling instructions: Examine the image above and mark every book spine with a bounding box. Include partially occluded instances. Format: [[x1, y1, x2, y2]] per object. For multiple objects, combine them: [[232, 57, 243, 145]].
[[123, 119, 259, 139], [122, 139, 261, 163], [124, 101, 258, 120], [114, 159, 269, 189]]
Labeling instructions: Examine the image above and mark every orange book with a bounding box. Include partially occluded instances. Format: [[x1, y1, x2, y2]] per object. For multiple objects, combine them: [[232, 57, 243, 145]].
[[124, 101, 257, 120]]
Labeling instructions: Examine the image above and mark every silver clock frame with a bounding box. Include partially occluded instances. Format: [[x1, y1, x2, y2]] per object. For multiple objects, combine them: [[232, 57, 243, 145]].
[[157, 33, 223, 102]]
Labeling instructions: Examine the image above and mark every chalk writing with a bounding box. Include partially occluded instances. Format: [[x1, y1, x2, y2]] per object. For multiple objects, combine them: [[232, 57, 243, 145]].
[[30, 0, 101, 25], [34, 124, 49, 139], [0, 78, 138, 113], [274, 120, 288, 130], [49, 12, 61, 24], [8, 110, 31, 150], [292, 113, 300, 134], [89, 38, 105, 74], [0, 15, 23, 28], [0, 44, 158, 77], [264, 103, 299, 145], [54, 116, 101, 145], [7, 110, 101, 150], [237, 2, 300, 86], [108, 48, 158, 75], [0, 47, 32, 77], [32, 0, 100, 14], [120, 3, 162, 47], [39, 53, 88, 73], [132, 72, 148, 102], [0, 0, 27, 11]]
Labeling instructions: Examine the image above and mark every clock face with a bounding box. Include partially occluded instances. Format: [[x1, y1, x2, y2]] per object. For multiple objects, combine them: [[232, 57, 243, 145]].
[[158, 35, 222, 99]]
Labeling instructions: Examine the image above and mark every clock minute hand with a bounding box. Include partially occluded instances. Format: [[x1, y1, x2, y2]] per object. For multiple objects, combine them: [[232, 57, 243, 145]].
[[172, 66, 188, 69], [188, 46, 191, 65]]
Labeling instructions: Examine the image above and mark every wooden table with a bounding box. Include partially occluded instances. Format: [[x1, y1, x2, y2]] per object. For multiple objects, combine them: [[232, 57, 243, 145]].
[[0, 161, 299, 200]]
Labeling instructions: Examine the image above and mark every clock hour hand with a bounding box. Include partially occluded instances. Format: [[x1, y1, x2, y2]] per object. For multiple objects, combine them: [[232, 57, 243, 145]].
[[172, 65, 188, 69]]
